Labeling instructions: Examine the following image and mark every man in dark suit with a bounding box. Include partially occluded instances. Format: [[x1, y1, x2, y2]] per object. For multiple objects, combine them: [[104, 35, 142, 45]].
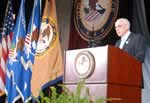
[[115, 18, 146, 63]]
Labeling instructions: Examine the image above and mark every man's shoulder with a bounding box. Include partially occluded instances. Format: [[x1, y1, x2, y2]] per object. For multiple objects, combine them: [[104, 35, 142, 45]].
[[131, 32, 145, 38], [131, 32, 147, 45]]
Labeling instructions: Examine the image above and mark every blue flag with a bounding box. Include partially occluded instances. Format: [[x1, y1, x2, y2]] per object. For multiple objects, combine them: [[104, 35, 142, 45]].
[[5, 0, 27, 102], [23, 0, 41, 64], [18, 0, 41, 102]]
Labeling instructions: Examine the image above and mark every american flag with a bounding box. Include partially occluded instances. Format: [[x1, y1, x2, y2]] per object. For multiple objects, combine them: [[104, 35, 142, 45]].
[[0, 0, 14, 95], [84, 10, 101, 21]]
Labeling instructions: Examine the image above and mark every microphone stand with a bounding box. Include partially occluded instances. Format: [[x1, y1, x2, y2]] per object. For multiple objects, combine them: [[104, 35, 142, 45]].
[[88, 24, 97, 48]]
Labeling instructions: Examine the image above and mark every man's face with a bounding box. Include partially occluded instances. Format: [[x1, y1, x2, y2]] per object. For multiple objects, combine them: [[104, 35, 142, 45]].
[[115, 20, 128, 37]]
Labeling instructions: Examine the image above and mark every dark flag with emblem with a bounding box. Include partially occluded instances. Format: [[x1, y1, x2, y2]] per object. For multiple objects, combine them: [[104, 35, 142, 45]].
[[5, 0, 27, 102], [31, 0, 64, 97]]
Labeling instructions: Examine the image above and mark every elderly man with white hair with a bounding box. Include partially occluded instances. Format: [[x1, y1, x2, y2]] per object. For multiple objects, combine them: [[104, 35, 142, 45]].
[[115, 18, 147, 63]]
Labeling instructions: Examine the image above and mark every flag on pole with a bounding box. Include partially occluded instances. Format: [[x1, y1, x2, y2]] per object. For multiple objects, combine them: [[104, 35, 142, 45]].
[[31, 0, 64, 97], [0, 0, 14, 95], [17, 0, 41, 102], [5, 0, 27, 102]]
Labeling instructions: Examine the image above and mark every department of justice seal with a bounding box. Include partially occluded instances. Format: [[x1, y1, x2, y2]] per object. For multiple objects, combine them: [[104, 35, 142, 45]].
[[74, 51, 95, 79], [74, 0, 119, 41], [36, 17, 57, 56]]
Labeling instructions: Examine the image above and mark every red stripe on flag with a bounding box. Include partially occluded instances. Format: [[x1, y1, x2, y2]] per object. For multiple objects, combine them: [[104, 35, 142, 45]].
[[2, 46, 8, 63], [85, 10, 100, 21], [9, 32, 13, 40], [0, 65, 5, 84], [25, 34, 31, 45]]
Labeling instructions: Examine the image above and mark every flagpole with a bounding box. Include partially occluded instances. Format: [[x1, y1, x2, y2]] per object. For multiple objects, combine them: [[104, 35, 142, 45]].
[[15, 0, 26, 51], [2, 0, 9, 36], [30, 0, 41, 35]]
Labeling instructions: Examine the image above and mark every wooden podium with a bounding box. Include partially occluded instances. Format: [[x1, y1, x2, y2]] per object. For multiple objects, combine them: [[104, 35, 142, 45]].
[[64, 45, 142, 103]]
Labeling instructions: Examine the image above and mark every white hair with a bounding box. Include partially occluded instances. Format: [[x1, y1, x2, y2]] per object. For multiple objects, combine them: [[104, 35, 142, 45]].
[[115, 18, 131, 29]]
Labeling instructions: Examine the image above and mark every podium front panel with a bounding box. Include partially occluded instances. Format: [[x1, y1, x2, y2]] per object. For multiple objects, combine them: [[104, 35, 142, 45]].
[[64, 46, 109, 84]]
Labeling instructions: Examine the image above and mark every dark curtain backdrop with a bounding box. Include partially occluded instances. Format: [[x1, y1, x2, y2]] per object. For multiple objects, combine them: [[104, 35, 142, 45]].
[[1, 0, 149, 49], [68, 0, 150, 47], [68, 0, 133, 50], [132, 0, 150, 86], [68, 0, 87, 50], [132, 0, 150, 41], [131, 1, 150, 101]]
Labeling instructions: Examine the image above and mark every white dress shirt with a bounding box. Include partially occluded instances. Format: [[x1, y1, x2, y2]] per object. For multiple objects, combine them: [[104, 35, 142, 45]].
[[119, 31, 131, 49]]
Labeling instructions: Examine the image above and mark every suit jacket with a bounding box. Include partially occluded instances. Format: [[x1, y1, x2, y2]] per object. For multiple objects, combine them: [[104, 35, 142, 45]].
[[115, 32, 146, 88], [115, 32, 146, 63]]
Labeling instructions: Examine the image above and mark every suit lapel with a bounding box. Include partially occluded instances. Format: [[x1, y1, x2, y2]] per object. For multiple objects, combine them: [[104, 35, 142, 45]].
[[122, 33, 133, 50], [115, 39, 121, 47]]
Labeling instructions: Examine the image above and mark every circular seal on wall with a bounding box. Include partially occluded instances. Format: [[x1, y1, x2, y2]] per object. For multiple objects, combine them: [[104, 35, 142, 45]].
[[74, 51, 95, 79], [74, 0, 119, 41], [36, 17, 57, 56]]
